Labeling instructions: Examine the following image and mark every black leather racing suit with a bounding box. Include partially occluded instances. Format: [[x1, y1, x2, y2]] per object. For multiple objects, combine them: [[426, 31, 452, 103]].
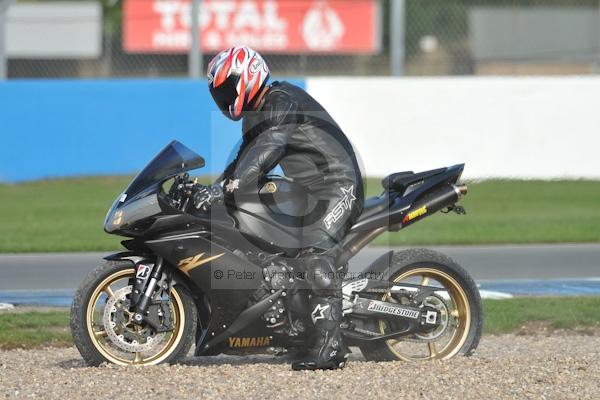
[[222, 81, 364, 249], [221, 81, 364, 369]]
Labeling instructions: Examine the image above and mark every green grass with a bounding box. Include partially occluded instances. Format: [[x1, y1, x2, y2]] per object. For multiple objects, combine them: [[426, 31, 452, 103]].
[[0, 177, 599, 253], [483, 297, 600, 334], [1, 297, 599, 348], [0, 176, 130, 253], [0, 311, 71, 349], [369, 179, 600, 246]]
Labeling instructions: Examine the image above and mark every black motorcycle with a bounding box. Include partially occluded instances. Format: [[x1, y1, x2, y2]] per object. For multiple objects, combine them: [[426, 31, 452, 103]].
[[70, 140, 482, 366]]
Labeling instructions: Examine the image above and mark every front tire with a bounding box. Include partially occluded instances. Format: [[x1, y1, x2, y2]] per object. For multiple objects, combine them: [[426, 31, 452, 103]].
[[70, 261, 197, 366], [359, 249, 483, 361]]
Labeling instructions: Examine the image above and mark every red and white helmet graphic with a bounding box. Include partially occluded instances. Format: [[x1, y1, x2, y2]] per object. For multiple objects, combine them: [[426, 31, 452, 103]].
[[207, 46, 270, 121]]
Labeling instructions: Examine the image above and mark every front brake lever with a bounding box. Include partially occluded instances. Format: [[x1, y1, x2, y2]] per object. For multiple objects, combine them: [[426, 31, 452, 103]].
[[180, 178, 199, 212]]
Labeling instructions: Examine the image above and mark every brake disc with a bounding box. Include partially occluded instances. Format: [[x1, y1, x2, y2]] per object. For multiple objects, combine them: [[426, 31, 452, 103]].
[[102, 286, 166, 353]]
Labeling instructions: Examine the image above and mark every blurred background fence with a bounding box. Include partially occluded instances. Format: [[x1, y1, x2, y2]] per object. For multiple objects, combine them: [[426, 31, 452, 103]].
[[2, 0, 600, 79]]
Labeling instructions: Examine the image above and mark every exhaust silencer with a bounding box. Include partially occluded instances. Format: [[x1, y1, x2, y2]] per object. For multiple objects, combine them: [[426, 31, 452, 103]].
[[338, 182, 467, 264], [400, 183, 466, 228]]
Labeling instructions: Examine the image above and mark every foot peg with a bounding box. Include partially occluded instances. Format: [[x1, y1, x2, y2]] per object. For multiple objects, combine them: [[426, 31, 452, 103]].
[[442, 205, 466, 215]]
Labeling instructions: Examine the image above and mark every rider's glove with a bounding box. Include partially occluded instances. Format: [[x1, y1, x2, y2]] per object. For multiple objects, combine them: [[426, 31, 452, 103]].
[[192, 183, 224, 213]]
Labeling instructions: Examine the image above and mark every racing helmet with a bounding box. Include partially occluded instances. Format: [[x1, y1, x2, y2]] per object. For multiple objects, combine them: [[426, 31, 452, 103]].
[[207, 46, 271, 121]]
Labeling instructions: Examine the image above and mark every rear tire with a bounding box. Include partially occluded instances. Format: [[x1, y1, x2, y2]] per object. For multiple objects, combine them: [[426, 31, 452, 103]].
[[359, 248, 483, 361], [70, 261, 197, 366]]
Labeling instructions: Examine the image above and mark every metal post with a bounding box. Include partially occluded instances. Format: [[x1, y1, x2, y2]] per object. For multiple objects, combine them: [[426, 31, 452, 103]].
[[597, 0, 600, 72], [390, 0, 405, 76], [0, 0, 13, 80], [101, 16, 114, 77], [189, 0, 202, 79]]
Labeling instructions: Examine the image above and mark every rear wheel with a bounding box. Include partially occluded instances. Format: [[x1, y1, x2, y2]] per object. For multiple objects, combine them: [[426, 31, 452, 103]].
[[359, 249, 482, 361], [70, 261, 197, 366]]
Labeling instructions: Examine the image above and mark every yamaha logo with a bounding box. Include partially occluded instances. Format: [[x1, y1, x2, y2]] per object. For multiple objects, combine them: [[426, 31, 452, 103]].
[[264, 181, 277, 193], [228, 336, 271, 348]]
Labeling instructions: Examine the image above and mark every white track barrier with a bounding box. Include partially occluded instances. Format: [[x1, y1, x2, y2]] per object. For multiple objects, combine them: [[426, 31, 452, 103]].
[[306, 77, 600, 179]]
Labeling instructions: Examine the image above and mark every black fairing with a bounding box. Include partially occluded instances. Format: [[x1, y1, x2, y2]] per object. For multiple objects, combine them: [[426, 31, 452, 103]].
[[145, 232, 263, 349], [230, 177, 320, 254], [351, 164, 464, 231], [104, 141, 205, 236], [101, 140, 469, 355]]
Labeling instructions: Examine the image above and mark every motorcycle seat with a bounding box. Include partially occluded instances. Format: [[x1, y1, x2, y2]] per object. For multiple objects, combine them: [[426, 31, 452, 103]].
[[382, 167, 446, 193], [357, 193, 392, 222]]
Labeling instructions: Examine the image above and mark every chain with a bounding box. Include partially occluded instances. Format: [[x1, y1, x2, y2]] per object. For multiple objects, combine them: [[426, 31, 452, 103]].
[[352, 326, 380, 336], [352, 326, 439, 343], [364, 288, 392, 294]]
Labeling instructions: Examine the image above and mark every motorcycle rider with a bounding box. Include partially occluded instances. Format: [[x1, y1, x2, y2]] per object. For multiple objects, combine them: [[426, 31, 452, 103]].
[[193, 46, 364, 370]]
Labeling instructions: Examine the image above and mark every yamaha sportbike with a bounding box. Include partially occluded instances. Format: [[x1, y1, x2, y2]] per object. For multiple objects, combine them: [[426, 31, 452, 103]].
[[71, 141, 482, 365]]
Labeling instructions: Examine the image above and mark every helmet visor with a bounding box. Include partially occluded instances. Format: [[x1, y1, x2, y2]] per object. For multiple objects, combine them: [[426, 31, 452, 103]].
[[209, 78, 239, 120]]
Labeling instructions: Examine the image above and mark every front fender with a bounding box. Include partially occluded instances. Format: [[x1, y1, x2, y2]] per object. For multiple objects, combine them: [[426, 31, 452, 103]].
[[103, 251, 145, 264]]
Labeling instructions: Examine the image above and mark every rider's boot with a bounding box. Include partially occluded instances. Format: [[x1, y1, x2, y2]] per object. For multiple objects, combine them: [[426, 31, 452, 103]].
[[291, 295, 350, 371]]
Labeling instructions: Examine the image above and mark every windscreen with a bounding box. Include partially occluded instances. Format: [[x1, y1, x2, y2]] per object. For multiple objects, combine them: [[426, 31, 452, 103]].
[[123, 140, 205, 199]]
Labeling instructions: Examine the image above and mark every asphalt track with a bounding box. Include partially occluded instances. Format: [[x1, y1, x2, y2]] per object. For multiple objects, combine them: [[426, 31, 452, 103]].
[[0, 244, 599, 305]]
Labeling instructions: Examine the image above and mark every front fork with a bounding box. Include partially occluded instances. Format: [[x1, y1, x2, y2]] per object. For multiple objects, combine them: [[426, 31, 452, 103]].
[[132, 256, 165, 325]]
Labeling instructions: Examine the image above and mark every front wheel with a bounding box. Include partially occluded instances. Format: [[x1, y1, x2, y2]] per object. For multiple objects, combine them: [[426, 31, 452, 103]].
[[359, 249, 483, 361], [70, 261, 197, 366]]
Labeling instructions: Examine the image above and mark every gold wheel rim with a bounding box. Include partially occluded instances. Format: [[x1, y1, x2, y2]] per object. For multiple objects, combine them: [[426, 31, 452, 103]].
[[379, 267, 471, 361], [85, 268, 186, 366]]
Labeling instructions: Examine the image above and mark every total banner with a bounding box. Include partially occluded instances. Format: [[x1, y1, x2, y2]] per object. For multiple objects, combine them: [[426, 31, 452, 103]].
[[123, 0, 380, 54]]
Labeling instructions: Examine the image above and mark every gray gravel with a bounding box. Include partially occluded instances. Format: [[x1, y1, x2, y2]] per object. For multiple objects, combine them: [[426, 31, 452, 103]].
[[1, 334, 600, 399]]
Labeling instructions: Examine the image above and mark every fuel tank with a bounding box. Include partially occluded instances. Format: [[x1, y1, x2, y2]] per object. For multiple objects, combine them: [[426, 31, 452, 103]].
[[230, 177, 319, 252]]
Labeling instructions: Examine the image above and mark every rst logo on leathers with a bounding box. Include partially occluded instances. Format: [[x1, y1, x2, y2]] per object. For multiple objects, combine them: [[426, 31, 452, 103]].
[[323, 185, 356, 230], [367, 301, 420, 319]]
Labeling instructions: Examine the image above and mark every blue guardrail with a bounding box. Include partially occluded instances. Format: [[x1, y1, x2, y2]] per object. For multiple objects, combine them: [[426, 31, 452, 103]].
[[0, 78, 305, 182]]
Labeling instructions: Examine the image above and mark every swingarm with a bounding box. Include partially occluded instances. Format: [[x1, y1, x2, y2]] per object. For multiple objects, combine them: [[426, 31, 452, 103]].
[[341, 278, 446, 342]]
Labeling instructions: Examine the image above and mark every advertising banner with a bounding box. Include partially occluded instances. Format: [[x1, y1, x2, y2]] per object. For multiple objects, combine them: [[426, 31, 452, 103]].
[[124, 0, 380, 54]]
